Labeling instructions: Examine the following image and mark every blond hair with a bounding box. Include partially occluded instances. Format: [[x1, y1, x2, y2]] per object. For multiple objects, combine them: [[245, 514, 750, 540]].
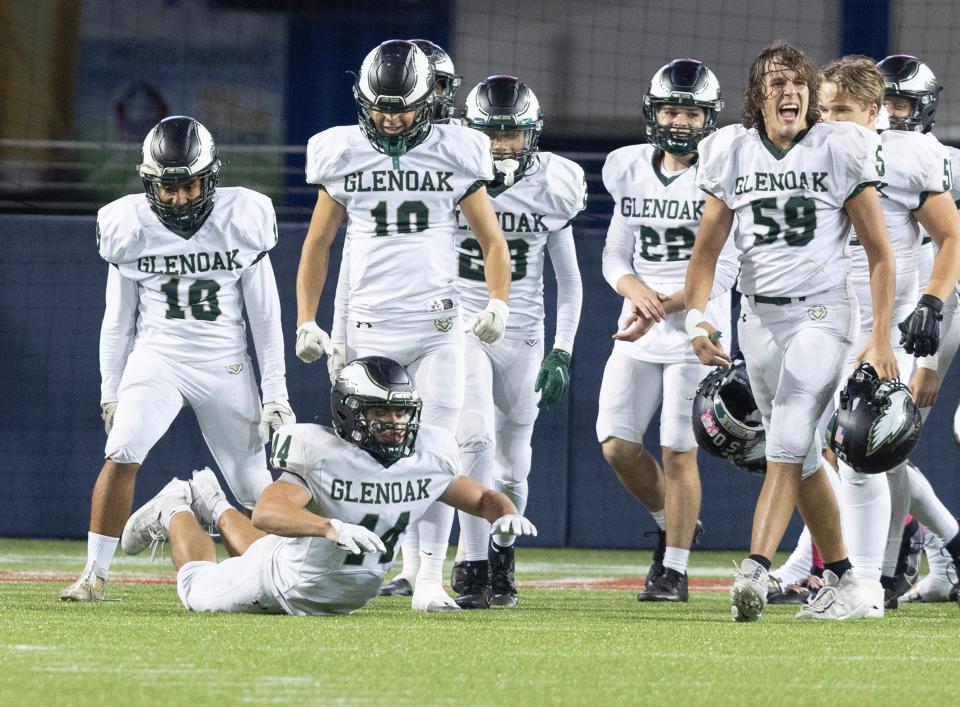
[[820, 55, 885, 109]]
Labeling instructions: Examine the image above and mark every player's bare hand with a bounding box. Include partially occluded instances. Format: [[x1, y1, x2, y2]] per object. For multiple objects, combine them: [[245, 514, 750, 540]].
[[328, 519, 386, 555], [612, 306, 654, 342], [909, 367, 939, 408], [691, 322, 730, 367], [295, 321, 331, 363], [629, 286, 668, 322], [856, 341, 899, 380]]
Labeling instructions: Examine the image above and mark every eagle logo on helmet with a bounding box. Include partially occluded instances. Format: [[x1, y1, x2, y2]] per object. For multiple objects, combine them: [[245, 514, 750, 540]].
[[828, 364, 922, 473]]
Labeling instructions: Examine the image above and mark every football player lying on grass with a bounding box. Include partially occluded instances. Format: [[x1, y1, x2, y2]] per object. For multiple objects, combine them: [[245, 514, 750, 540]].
[[120, 357, 536, 616]]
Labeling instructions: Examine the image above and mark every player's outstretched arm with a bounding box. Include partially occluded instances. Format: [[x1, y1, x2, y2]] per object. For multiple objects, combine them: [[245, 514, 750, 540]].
[[684, 194, 734, 367], [846, 186, 898, 379], [439, 476, 535, 537], [295, 189, 345, 362], [252, 479, 384, 554]]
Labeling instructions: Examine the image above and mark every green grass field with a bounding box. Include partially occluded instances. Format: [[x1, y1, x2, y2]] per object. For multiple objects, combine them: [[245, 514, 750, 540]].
[[1, 538, 958, 706]]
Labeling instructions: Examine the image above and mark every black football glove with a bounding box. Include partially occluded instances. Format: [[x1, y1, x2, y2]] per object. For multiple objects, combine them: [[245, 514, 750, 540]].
[[898, 294, 943, 358]]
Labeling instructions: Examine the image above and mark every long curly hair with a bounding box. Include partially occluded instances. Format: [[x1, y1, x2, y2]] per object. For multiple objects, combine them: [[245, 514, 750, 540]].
[[742, 41, 821, 133]]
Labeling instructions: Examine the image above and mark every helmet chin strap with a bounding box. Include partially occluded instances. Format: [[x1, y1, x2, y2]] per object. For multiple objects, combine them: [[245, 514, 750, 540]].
[[494, 158, 521, 186]]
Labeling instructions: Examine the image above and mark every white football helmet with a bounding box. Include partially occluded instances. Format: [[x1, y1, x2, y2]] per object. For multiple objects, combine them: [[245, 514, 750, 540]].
[[877, 54, 942, 133]]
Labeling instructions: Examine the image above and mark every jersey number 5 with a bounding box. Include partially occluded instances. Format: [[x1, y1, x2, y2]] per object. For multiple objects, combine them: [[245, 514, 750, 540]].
[[161, 277, 221, 321], [750, 196, 816, 247]]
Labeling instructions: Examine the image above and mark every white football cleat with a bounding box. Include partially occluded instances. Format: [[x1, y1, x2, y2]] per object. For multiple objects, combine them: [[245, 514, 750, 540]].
[[730, 558, 768, 622], [411, 581, 461, 613], [59, 563, 107, 602], [189, 467, 228, 533], [902, 570, 958, 603], [860, 577, 885, 619], [121, 478, 192, 558], [795, 569, 870, 620]]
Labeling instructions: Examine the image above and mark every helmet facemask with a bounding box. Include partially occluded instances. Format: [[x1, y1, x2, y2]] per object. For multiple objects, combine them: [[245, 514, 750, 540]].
[[354, 88, 436, 157], [477, 125, 540, 186], [138, 116, 221, 236], [338, 397, 423, 465]]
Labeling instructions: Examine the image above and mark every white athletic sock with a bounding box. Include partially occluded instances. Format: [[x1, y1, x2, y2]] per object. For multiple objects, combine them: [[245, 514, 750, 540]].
[[458, 510, 490, 561], [838, 462, 889, 582], [88, 532, 118, 579], [663, 547, 689, 574], [493, 479, 529, 548], [458, 447, 495, 561], [651, 509, 666, 530], [416, 552, 445, 585], [907, 463, 960, 541], [771, 525, 814, 585], [398, 525, 421, 581]]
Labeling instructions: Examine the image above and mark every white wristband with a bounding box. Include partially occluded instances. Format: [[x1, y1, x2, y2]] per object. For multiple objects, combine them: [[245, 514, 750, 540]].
[[684, 309, 708, 341], [486, 298, 510, 321]]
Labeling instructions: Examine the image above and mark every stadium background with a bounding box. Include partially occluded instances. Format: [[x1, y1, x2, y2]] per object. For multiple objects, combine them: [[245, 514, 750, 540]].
[[1, 0, 958, 549]]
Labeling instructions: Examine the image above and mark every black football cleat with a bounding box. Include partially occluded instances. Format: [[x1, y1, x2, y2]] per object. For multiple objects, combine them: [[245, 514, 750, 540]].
[[892, 518, 924, 598], [450, 561, 469, 595], [644, 560, 664, 591], [378, 576, 413, 596], [881, 574, 899, 610], [489, 540, 518, 607], [453, 560, 491, 609], [765, 576, 809, 605], [637, 567, 688, 602]]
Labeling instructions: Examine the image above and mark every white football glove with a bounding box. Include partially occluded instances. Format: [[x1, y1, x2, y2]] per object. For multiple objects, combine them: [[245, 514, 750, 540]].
[[295, 321, 331, 363], [469, 299, 509, 345], [329, 519, 386, 555], [490, 514, 538, 538], [327, 342, 348, 384], [101, 402, 118, 435], [259, 399, 296, 443]]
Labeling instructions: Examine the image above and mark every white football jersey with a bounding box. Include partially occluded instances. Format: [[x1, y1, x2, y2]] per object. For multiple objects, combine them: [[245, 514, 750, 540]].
[[306, 124, 494, 322], [918, 142, 960, 292], [268, 423, 459, 616], [97, 187, 278, 364], [604, 144, 734, 363], [848, 130, 950, 328], [697, 122, 882, 297], [455, 152, 586, 337]]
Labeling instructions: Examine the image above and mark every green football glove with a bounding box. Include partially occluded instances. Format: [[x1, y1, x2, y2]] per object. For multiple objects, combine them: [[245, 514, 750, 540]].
[[535, 348, 572, 409]]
